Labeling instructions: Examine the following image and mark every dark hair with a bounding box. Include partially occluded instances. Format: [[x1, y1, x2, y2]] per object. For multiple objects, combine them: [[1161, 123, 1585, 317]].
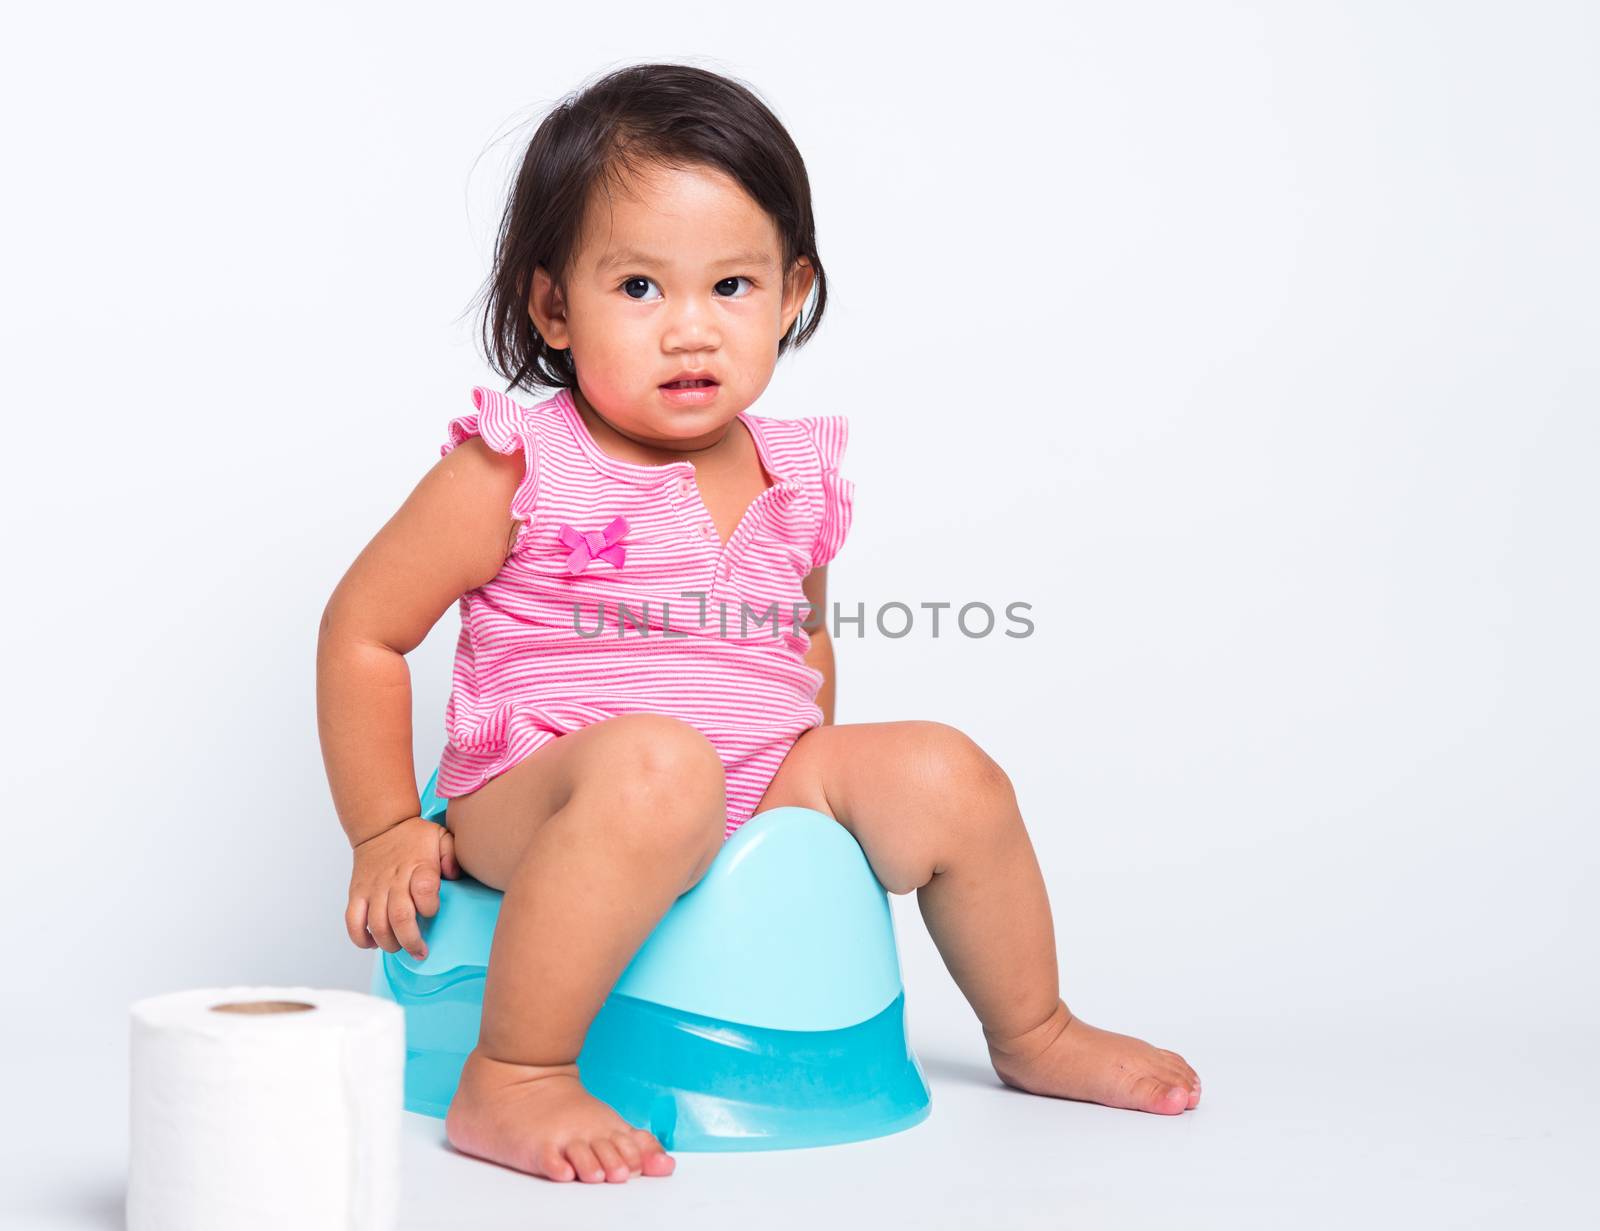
[[474, 63, 828, 395]]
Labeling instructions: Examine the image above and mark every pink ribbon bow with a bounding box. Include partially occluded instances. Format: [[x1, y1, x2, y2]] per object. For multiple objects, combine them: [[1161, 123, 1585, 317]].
[[558, 516, 629, 574]]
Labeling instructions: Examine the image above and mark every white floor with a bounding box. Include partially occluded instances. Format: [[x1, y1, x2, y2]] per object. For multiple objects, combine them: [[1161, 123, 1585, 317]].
[[7, 1013, 1595, 1230]]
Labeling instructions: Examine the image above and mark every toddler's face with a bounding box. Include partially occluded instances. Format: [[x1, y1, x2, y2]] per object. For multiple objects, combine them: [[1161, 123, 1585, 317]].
[[530, 161, 813, 448]]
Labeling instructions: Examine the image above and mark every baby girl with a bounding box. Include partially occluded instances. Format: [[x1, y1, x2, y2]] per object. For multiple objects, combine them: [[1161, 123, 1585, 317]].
[[317, 62, 1200, 1185]]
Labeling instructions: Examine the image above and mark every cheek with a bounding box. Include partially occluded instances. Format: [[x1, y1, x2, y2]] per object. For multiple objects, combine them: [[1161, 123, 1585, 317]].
[[570, 306, 645, 386], [576, 361, 632, 410], [728, 303, 781, 352]]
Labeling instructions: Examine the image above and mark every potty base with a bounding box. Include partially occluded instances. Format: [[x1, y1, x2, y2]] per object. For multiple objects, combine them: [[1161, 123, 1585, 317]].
[[579, 990, 929, 1151], [371, 958, 930, 1150]]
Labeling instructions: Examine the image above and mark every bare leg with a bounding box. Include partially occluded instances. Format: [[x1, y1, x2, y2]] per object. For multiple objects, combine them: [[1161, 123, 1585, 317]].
[[755, 720, 1201, 1114], [441, 714, 729, 1181]]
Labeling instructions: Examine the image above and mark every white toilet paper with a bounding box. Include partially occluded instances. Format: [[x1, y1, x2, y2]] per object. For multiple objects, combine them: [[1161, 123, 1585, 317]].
[[127, 986, 405, 1231]]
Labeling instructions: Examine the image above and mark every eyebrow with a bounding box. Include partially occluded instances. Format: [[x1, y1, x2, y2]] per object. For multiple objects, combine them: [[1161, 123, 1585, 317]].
[[597, 246, 777, 272]]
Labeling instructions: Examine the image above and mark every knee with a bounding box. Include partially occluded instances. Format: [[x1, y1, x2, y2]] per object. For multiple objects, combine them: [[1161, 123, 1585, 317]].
[[576, 714, 727, 853], [853, 722, 1021, 896], [904, 721, 1016, 808], [898, 721, 1020, 862]]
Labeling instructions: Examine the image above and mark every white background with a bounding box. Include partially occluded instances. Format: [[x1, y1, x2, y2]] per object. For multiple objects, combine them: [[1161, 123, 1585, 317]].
[[2, 2, 1595, 1228]]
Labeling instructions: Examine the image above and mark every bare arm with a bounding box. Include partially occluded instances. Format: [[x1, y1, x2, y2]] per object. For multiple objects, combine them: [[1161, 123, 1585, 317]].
[[316, 436, 527, 848], [801, 565, 836, 725]]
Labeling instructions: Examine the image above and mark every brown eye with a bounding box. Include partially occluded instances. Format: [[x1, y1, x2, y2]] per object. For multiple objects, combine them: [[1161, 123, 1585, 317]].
[[621, 277, 660, 301], [714, 276, 753, 298]]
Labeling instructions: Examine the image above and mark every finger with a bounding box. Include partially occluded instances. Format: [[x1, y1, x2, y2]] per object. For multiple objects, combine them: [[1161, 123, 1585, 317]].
[[439, 827, 461, 880], [388, 884, 427, 960], [345, 896, 376, 949], [410, 863, 441, 919], [367, 889, 401, 954]]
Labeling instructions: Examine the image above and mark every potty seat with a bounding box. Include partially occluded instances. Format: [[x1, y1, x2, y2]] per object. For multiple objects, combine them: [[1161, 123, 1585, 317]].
[[370, 768, 932, 1151]]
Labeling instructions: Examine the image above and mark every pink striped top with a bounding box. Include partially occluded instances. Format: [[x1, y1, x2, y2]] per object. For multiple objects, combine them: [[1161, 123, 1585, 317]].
[[434, 385, 854, 839]]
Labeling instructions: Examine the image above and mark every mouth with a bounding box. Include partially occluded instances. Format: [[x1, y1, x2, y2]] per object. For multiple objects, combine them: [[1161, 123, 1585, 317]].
[[660, 377, 719, 389]]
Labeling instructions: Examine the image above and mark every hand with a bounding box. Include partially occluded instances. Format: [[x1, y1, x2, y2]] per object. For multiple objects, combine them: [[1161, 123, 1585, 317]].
[[346, 816, 462, 960]]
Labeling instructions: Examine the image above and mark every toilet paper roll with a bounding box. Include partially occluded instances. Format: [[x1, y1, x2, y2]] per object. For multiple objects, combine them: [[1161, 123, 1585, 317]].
[[128, 986, 404, 1231]]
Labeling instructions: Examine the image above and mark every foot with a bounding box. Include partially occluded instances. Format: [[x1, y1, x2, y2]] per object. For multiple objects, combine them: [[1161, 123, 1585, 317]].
[[985, 999, 1201, 1115], [445, 1047, 676, 1182]]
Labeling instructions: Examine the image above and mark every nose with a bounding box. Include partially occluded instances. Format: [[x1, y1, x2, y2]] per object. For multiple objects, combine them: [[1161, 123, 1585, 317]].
[[661, 294, 721, 354]]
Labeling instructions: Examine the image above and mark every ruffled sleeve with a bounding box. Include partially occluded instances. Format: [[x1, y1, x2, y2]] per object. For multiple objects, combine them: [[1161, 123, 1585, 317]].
[[796, 414, 855, 570], [441, 386, 541, 551]]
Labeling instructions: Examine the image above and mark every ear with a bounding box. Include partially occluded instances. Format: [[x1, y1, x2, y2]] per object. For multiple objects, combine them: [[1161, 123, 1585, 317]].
[[779, 256, 816, 337], [529, 265, 571, 349]]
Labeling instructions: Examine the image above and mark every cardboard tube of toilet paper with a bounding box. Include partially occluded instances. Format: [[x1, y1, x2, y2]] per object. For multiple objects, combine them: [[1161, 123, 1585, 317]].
[[127, 986, 404, 1231]]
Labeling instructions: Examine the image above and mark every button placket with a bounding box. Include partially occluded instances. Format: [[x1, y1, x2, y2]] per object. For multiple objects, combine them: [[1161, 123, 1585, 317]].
[[665, 469, 705, 545], [662, 454, 792, 584]]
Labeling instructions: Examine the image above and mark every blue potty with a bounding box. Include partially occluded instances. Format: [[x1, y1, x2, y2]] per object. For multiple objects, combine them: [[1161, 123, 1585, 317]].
[[370, 768, 932, 1151]]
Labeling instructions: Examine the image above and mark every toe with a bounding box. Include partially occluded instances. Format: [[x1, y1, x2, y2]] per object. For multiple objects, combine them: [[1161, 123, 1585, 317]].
[[1159, 1049, 1199, 1081], [633, 1128, 676, 1176], [613, 1132, 644, 1173], [1132, 1074, 1189, 1115], [538, 1145, 575, 1182], [566, 1141, 606, 1184], [593, 1138, 630, 1182]]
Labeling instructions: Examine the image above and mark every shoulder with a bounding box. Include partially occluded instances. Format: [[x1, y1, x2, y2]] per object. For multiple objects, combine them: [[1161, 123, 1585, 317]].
[[439, 433, 525, 482], [792, 414, 849, 471], [744, 411, 856, 568], [744, 411, 852, 477], [437, 385, 561, 555], [442, 385, 566, 460]]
